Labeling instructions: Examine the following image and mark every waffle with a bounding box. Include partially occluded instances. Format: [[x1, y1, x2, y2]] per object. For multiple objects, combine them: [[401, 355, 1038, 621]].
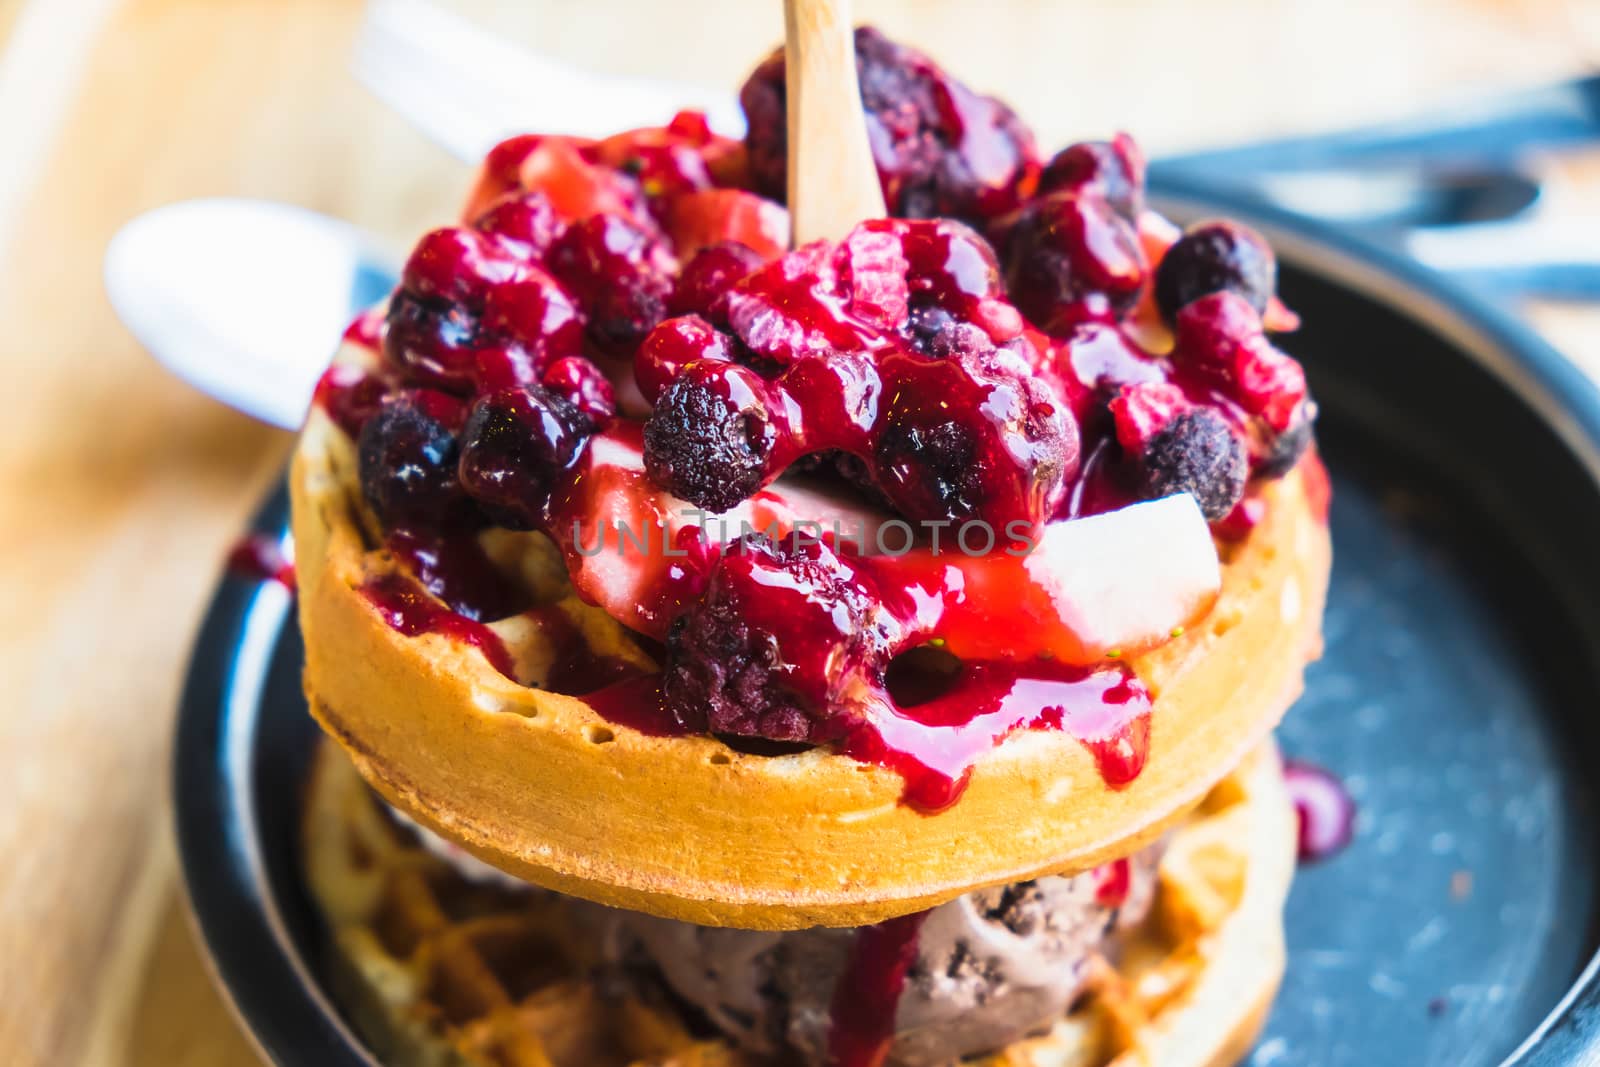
[[291, 342, 1330, 929], [302, 737, 1295, 1067]]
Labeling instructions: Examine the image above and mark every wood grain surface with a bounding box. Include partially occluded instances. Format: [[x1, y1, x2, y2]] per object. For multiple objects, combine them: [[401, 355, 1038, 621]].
[[1, 1, 1597, 1064]]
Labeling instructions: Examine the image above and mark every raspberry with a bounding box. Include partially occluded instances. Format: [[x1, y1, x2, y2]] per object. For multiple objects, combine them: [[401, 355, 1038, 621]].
[[1154, 221, 1276, 323], [1173, 292, 1307, 434], [1108, 381, 1189, 455], [357, 390, 473, 526], [643, 363, 777, 512], [663, 535, 881, 743], [1002, 191, 1148, 334], [669, 241, 766, 321], [739, 27, 1037, 223], [1138, 408, 1246, 521], [458, 385, 594, 526], [547, 214, 676, 355], [1036, 134, 1146, 221]]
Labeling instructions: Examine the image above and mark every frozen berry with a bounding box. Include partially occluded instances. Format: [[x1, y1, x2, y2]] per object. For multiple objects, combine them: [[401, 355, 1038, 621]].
[[1138, 408, 1247, 521], [669, 241, 766, 320], [358, 391, 471, 526], [739, 27, 1037, 222], [1155, 221, 1276, 323], [458, 386, 593, 526], [1257, 399, 1316, 478], [1173, 292, 1307, 433], [547, 214, 676, 355], [663, 535, 879, 743], [643, 363, 776, 512], [540, 356, 616, 423], [1003, 191, 1148, 334], [635, 315, 733, 405], [472, 190, 564, 255], [383, 291, 481, 390], [1036, 134, 1145, 221], [874, 417, 985, 520]]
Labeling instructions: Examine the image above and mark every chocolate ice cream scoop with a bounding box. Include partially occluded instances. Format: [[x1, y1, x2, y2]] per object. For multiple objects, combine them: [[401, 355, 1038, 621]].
[[625, 846, 1163, 1066]]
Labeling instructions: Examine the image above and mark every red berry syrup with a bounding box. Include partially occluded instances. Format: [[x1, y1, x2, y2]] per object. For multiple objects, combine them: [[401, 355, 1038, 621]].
[[827, 910, 930, 1067]]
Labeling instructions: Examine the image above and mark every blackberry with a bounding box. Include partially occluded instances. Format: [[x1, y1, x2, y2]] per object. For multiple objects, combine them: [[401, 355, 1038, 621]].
[[738, 27, 1036, 222], [457, 385, 593, 526], [1154, 221, 1276, 323], [357, 391, 471, 526], [1138, 408, 1247, 521], [643, 364, 776, 512], [663, 536, 875, 743]]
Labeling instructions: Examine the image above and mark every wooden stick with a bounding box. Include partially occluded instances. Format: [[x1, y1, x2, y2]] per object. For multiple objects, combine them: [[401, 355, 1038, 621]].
[[784, 0, 887, 245]]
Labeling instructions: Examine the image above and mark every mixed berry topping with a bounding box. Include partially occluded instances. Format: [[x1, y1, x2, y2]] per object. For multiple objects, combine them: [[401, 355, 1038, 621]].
[[640, 217, 1077, 526], [741, 27, 1038, 224], [316, 26, 1319, 808]]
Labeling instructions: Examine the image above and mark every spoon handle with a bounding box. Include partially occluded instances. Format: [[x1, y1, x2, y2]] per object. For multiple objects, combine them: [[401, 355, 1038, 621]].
[[784, 0, 887, 244]]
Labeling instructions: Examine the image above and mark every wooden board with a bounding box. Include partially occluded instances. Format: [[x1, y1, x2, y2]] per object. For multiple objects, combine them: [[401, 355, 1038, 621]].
[[0, 1, 1597, 1064]]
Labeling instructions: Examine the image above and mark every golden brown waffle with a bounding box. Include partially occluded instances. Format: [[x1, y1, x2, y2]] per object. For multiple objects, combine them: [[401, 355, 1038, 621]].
[[292, 338, 1330, 929], [302, 739, 1296, 1067]]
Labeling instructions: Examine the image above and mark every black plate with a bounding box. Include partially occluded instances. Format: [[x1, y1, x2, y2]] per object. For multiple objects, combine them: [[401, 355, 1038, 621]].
[[175, 180, 1600, 1067]]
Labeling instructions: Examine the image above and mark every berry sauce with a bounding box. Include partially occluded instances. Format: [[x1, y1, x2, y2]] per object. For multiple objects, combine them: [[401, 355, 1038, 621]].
[[1282, 758, 1355, 863], [827, 910, 930, 1067], [225, 534, 296, 590], [523, 604, 649, 695], [385, 527, 528, 622], [840, 660, 1151, 812], [1093, 857, 1131, 909], [585, 659, 1150, 814], [359, 572, 517, 680]]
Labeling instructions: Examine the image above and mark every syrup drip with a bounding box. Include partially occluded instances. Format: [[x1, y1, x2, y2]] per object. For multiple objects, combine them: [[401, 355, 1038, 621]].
[[522, 604, 648, 695], [359, 572, 517, 680], [1093, 857, 1131, 909], [386, 527, 528, 622], [1283, 758, 1354, 863], [585, 660, 1151, 814], [1302, 448, 1332, 524], [827, 911, 930, 1067], [225, 534, 297, 590]]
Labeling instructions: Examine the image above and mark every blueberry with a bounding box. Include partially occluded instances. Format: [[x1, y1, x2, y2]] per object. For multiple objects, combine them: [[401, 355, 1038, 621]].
[[643, 364, 776, 512], [1036, 137, 1144, 221], [1154, 221, 1276, 323], [357, 392, 470, 525], [1256, 398, 1316, 478], [457, 385, 593, 526], [1139, 408, 1247, 521]]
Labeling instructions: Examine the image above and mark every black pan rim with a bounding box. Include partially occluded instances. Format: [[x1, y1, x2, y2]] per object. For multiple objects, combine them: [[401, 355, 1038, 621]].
[[172, 175, 1600, 1067]]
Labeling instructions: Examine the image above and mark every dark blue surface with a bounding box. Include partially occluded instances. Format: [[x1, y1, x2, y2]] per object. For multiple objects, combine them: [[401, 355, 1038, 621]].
[[175, 179, 1600, 1065]]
